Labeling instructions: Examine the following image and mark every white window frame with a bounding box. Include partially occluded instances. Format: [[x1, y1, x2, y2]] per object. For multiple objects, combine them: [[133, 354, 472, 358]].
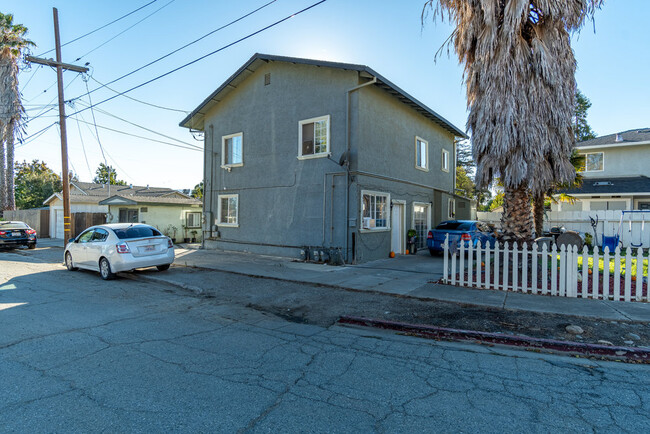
[[221, 132, 244, 169], [298, 115, 331, 160], [442, 149, 450, 172], [186, 211, 202, 229], [360, 190, 391, 232], [448, 198, 456, 219], [415, 136, 428, 171], [583, 152, 604, 172], [217, 194, 239, 227]]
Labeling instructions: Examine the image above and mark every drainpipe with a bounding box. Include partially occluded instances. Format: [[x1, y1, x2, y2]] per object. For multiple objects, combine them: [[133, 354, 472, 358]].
[[345, 76, 377, 263]]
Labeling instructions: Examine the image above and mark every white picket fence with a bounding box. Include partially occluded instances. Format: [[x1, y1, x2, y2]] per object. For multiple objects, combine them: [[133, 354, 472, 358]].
[[443, 235, 649, 302]]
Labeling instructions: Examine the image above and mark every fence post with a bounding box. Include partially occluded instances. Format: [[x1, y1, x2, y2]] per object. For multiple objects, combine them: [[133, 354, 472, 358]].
[[476, 240, 482, 288], [485, 241, 491, 289], [614, 247, 621, 301], [603, 247, 610, 300], [522, 243, 528, 293], [493, 240, 500, 290], [635, 247, 643, 302], [551, 243, 558, 296], [459, 241, 465, 287], [467, 240, 473, 288], [531, 243, 538, 294], [581, 245, 589, 298], [503, 242, 509, 292], [443, 234, 449, 283], [624, 247, 632, 302], [541, 243, 548, 295], [592, 248, 599, 299]]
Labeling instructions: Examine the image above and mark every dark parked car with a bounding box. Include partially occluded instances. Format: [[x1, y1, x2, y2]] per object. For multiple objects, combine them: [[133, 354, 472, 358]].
[[427, 220, 496, 255], [0, 221, 37, 249]]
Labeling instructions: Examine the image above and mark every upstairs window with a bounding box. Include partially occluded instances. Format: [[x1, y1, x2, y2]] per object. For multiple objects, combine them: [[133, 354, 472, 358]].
[[442, 149, 450, 172], [584, 152, 604, 172], [415, 137, 428, 171], [222, 133, 243, 168], [299, 115, 330, 159]]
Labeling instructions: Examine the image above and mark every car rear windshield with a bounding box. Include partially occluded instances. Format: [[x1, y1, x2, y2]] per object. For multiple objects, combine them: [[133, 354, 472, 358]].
[[0, 222, 29, 230], [113, 226, 162, 240], [435, 221, 473, 231]]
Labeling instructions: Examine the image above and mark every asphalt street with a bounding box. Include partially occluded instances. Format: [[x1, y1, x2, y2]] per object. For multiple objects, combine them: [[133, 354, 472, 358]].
[[1, 246, 649, 432]]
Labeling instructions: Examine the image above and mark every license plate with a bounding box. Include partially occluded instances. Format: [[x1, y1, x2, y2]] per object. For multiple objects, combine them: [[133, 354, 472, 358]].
[[12, 232, 21, 237], [143, 245, 155, 252]]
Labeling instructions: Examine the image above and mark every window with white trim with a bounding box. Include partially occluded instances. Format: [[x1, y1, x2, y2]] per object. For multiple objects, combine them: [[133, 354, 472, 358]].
[[299, 115, 330, 158], [218, 194, 239, 226], [222, 133, 243, 167], [415, 137, 428, 170], [186, 212, 202, 228], [361, 191, 390, 230], [584, 152, 603, 172], [448, 198, 455, 219], [442, 149, 450, 172]]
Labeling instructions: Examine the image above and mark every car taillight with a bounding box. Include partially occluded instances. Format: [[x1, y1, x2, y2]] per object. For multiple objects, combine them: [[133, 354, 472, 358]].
[[116, 242, 130, 254], [167, 238, 173, 248], [461, 233, 471, 241], [427, 231, 433, 239], [0, 231, 5, 236], [25, 229, 36, 235]]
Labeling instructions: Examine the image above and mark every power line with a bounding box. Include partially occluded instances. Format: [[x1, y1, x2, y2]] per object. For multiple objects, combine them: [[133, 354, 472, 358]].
[[66, 0, 327, 119], [74, 99, 201, 149], [83, 78, 108, 167], [72, 0, 278, 102], [89, 76, 188, 113], [19, 64, 42, 93], [35, 0, 160, 57], [25, 72, 83, 124], [74, 0, 176, 61], [72, 113, 94, 179], [16, 122, 58, 148], [74, 118, 202, 151]]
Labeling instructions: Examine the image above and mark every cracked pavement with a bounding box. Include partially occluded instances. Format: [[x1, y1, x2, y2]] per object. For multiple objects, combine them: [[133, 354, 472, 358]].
[[1, 248, 649, 432]]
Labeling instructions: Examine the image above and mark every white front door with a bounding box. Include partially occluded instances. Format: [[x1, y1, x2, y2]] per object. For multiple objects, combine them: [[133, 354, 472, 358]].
[[391, 203, 404, 254]]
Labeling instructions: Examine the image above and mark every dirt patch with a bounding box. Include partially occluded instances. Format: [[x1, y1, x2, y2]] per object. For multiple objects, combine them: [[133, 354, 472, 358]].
[[160, 267, 649, 349]]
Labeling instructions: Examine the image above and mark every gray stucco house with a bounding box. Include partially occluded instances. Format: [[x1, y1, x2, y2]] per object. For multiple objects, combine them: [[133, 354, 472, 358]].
[[181, 53, 469, 263]]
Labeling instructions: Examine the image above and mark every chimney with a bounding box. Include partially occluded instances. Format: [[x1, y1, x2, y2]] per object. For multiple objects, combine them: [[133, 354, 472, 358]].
[[615, 133, 624, 142]]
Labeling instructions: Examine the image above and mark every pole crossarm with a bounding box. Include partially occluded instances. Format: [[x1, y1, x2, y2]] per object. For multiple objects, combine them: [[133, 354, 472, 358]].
[[25, 55, 89, 73]]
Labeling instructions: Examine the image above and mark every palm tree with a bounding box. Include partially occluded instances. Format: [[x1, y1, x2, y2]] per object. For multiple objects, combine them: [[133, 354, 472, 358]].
[[0, 12, 34, 211], [423, 1, 603, 241]]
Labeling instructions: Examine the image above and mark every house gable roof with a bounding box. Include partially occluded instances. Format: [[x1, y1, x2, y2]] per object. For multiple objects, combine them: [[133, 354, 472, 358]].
[[576, 128, 650, 150], [180, 53, 468, 139], [44, 182, 199, 206]]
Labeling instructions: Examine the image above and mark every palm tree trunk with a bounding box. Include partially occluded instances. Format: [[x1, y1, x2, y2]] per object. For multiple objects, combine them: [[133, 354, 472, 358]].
[[5, 118, 15, 210], [501, 184, 533, 242], [533, 193, 545, 238], [0, 123, 6, 211]]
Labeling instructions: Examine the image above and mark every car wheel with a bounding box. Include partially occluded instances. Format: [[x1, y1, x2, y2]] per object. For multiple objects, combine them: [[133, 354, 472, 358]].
[[429, 248, 436, 256], [99, 257, 115, 280], [28, 243, 36, 250], [156, 264, 170, 271], [65, 252, 78, 271]]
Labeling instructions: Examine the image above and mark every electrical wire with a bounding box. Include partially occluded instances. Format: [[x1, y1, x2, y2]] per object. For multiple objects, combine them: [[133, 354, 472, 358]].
[[25, 72, 82, 124], [35, 0, 160, 57], [72, 0, 278, 102], [74, 99, 200, 149], [65, 0, 328, 119], [73, 118, 202, 152], [89, 76, 188, 113], [74, 0, 176, 61], [83, 78, 108, 168], [72, 113, 94, 179], [19, 65, 41, 93], [16, 121, 58, 148]]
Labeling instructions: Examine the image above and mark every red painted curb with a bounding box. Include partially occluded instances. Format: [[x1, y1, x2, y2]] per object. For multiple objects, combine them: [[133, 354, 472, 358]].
[[337, 316, 650, 362]]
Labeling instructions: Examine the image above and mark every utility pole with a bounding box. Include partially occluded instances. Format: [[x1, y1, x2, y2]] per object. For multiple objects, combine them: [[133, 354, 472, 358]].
[[26, 8, 88, 245]]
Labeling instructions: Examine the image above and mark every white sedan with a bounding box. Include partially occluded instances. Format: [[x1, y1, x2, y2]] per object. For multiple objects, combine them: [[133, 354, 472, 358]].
[[64, 223, 175, 280]]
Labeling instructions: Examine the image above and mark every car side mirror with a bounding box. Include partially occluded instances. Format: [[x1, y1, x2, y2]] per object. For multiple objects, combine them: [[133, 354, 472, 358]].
[[68, 238, 76, 243]]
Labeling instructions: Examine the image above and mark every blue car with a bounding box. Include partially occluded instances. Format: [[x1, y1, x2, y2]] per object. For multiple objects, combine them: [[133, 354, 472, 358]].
[[427, 220, 496, 255]]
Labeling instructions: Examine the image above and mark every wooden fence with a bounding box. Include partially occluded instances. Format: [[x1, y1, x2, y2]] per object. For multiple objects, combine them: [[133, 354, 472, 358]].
[[443, 235, 649, 302]]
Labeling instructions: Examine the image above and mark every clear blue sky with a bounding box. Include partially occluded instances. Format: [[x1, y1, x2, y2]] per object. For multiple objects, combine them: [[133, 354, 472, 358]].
[[9, 0, 650, 190]]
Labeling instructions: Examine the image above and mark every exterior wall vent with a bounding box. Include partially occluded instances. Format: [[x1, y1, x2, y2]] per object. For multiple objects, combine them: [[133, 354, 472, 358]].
[[264, 73, 271, 86], [593, 181, 613, 186]]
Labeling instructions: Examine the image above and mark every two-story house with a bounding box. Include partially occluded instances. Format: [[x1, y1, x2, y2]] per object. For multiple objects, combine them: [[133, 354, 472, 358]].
[[180, 54, 468, 263], [557, 129, 650, 211]]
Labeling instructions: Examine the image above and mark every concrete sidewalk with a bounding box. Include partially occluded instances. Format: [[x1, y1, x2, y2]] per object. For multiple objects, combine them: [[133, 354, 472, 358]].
[[168, 244, 650, 322], [41, 238, 650, 322]]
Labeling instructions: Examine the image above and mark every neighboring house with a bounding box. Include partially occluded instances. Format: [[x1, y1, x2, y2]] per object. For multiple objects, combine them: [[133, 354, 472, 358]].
[[180, 53, 469, 263], [44, 182, 202, 240], [556, 128, 650, 211]]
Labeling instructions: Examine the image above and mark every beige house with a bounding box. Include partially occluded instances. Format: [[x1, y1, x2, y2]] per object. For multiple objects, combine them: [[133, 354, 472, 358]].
[[44, 182, 202, 241]]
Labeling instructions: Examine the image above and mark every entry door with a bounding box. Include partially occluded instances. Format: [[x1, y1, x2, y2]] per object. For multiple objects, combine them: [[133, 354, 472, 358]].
[[391, 203, 404, 254], [413, 203, 431, 250]]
